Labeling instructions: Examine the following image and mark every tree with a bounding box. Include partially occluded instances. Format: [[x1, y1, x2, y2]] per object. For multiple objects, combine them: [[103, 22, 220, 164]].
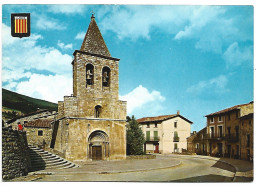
[[126, 115, 145, 155]]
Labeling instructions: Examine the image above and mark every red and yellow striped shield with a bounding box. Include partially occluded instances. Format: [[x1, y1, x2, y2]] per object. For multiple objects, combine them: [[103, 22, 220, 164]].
[[11, 13, 30, 38], [14, 16, 28, 33]]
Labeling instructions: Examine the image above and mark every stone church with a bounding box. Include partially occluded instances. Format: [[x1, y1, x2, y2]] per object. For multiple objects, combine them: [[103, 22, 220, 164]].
[[52, 14, 127, 161]]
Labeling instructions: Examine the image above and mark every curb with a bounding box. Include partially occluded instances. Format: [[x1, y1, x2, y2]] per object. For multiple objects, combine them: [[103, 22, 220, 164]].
[[30, 160, 182, 175], [168, 154, 239, 181]]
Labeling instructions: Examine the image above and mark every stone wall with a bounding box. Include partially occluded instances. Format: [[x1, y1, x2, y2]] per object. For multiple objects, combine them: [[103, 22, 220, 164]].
[[24, 127, 53, 149], [2, 127, 31, 180]]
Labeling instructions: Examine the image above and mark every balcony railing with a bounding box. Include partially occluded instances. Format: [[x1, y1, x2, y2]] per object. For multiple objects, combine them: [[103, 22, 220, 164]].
[[173, 137, 180, 142], [225, 133, 239, 142], [203, 133, 225, 140], [146, 136, 160, 142], [202, 133, 239, 142]]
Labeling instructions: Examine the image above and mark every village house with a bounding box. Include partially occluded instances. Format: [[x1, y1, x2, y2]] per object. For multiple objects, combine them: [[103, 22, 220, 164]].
[[51, 14, 127, 161], [137, 111, 192, 154], [6, 109, 56, 130], [188, 101, 253, 161], [187, 127, 207, 155], [23, 119, 53, 149]]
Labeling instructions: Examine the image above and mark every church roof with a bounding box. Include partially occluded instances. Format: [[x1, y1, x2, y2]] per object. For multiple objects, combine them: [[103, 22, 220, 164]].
[[80, 14, 111, 57]]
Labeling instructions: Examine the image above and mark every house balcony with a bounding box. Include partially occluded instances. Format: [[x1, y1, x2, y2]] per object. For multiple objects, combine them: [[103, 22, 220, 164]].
[[203, 133, 225, 141], [146, 136, 160, 142], [225, 133, 239, 142], [173, 137, 180, 142]]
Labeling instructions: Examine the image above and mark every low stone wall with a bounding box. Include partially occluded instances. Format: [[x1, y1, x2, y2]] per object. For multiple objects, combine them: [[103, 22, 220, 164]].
[[2, 127, 31, 180], [126, 154, 156, 160]]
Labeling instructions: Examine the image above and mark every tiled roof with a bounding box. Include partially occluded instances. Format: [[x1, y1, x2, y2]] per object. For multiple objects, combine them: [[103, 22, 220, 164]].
[[205, 101, 253, 117], [24, 119, 53, 128], [6, 109, 49, 124], [137, 114, 193, 124], [80, 15, 111, 57]]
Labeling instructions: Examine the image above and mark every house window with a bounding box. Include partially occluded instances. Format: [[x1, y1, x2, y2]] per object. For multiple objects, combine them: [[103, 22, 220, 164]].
[[227, 127, 231, 138], [210, 127, 215, 138], [174, 122, 177, 128], [86, 63, 94, 86], [218, 116, 222, 122], [249, 120, 252, 126], [95, 105, 102, 118], [38, 130, 43, 136], [218, 126, 223, 137], [210, 117, 214, 123], [147, 123, 150, 128], [174, 131, 179, 142], [196, 143, 199, 149], [236, 111, 239, 119], [24, 121, 28, 124], [174, 143, 178, 150], [154, 131, 158, 141], [247, 135, 250, 147], [154, 123, 157, 128], [146, 131, 150, 141], [102, 66, 110, 87], [228, 113, 231, 121]]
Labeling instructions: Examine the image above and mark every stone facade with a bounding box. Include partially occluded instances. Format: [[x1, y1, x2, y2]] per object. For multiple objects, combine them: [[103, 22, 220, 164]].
[[240, 113, 253, 160], [190, 101, 254, 160], [137, 112, 192, 154], [52, 15, 127, 161], [2, 127, 31, 180], [187, 128, 207, 154], [24, 119, 53, 149]]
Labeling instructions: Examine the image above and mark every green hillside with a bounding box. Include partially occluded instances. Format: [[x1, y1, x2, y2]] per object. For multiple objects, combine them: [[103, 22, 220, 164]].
[[2, 88, 58, 119]]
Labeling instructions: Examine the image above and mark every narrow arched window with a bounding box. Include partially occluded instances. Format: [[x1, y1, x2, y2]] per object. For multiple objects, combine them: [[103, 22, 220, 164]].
[[95, 105, 102, 118], [102, 66, 110, 87], [86, 64, 94, 86]]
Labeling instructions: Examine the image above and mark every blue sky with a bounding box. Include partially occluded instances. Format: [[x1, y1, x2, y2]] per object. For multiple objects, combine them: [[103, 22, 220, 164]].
[[2, 5, 254, 131]]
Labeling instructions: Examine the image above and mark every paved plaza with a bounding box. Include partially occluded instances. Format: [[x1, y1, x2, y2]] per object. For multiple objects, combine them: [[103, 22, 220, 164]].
[[10, 154, 253, 182]]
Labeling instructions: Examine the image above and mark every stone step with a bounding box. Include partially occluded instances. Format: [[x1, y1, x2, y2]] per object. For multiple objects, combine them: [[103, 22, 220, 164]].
[[28, 145, 79, 171]]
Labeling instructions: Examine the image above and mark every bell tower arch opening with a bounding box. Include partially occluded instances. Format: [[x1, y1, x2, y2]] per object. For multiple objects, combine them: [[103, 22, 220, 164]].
[[95, 105, 102, 118], [102, 66, 110, 87], [86, 63, 94, 86], [88, 130, 109, 160]]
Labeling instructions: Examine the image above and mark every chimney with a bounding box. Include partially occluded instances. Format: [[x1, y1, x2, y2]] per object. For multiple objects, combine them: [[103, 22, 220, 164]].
[[177, 110, 180, 115]]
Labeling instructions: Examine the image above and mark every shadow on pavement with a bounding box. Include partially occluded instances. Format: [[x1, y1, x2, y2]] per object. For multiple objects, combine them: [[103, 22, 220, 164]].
[[211, 160, 236, 173], [170, 174, 233, 182]]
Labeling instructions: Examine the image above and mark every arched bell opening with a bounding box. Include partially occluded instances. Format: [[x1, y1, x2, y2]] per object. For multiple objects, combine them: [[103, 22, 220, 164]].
[[88, 130, 109, 160]]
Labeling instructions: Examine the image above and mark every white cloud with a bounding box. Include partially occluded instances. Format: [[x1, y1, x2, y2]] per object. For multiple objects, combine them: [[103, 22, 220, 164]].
[[36, 16, 66, 30], [2, 23, 73, 102], [57, 40, 73, 50], [223, 42, 253, 67], [187, 75, 229, 94], [120, 85, 165, 115], [75, 31, 85, 40], [48, 5, 86, 14], [2, 24, 72, 82], [16, 74, 72, 103]]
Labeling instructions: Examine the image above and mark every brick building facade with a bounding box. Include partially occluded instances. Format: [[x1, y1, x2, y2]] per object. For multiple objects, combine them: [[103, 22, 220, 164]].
[[52, 14, 127, 161]]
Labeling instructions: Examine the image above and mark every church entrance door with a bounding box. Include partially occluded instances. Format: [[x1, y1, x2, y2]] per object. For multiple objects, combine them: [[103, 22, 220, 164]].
[[92, 146, 102, 160]]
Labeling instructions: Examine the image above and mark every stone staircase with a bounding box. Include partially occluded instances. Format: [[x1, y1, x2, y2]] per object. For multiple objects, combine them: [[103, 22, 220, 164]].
[[28, 145, 79, 172]]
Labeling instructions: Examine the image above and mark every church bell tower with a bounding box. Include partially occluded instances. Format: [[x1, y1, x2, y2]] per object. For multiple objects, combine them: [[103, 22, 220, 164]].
[[54, 14, 127, 161]]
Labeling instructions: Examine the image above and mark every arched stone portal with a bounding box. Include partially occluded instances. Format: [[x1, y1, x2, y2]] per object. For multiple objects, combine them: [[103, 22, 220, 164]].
[[88, 130, 109, 160]]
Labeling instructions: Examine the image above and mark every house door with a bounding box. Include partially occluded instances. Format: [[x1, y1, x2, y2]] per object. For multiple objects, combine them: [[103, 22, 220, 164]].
[[154, 144, 159, 153], [227, 145, 231, 157], [217, 143, 223, 156], [92, 146, 102, 160]]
